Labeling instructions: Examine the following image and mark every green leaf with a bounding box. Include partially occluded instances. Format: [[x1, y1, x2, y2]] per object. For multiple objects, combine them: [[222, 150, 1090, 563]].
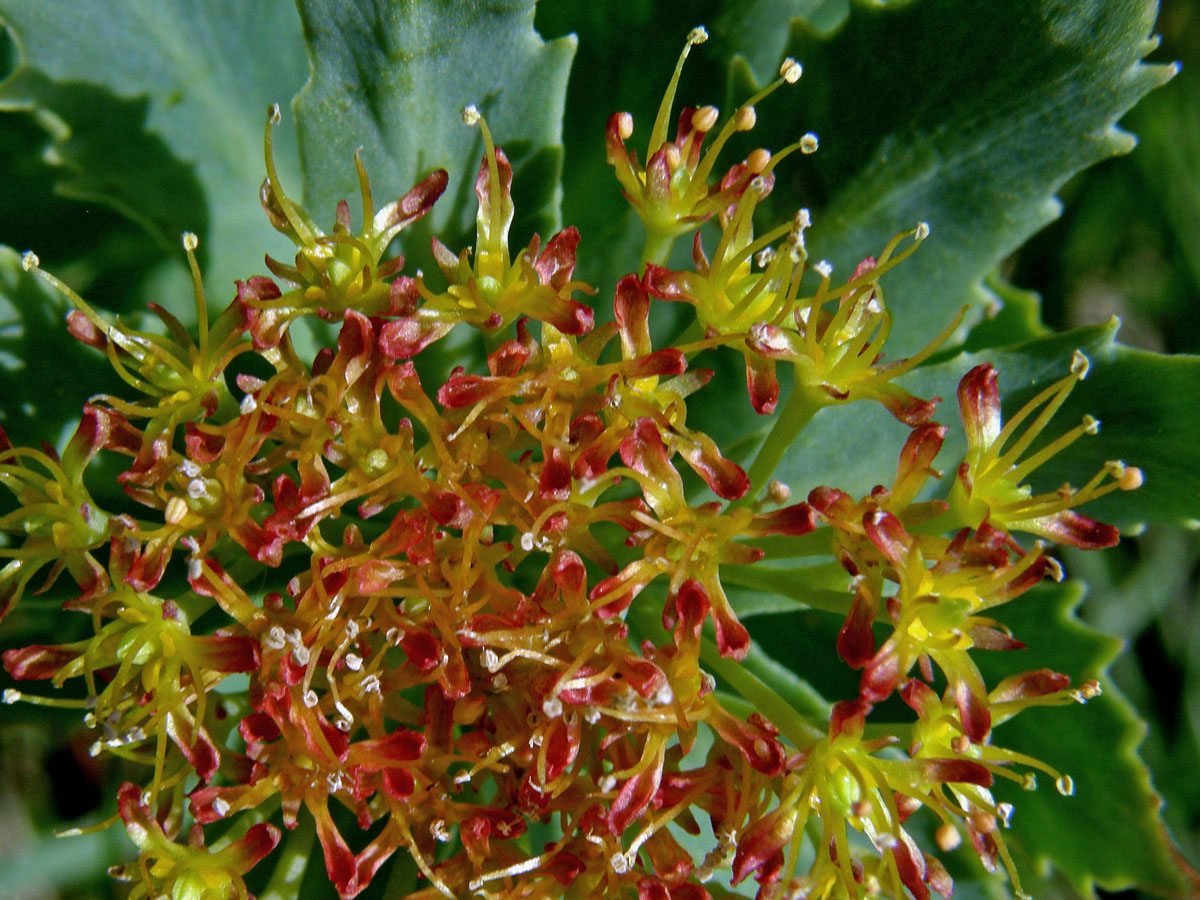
[[743, 0, 1173, 356], [976, 581, 1198, 896], [765, 323, 1200, 531], [293, 0, 576, 267], [0, 1, 309, 296], [0, 245, 123, 448]]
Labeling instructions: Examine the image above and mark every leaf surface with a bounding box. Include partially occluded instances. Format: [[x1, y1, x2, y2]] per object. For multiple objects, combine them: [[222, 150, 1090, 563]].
[[754, 0, 1174, 355], [0, 1, 308, 297], [978, 581, 1197, 896], [293, 0, 575, 265]]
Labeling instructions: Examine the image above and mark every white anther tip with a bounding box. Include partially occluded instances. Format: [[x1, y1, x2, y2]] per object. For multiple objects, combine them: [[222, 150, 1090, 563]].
[[461, 104, 481, 126], [20, 250, 39, 271], [268, 103, 282, 125], [799, 132, 819, 154], [915, 221, 931, 240], [181, 232, 199, 252], [687, 26, 709, 45], [780, 57, 803, 83], [1070, 348, 1091, 379]]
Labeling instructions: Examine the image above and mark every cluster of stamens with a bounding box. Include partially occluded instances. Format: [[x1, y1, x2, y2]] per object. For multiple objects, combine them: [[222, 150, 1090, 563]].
[[0, 27, 1140, 900]]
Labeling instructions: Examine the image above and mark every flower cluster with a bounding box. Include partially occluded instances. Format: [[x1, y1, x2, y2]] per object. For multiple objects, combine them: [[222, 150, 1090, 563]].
[[1, 30, 1141, 900]]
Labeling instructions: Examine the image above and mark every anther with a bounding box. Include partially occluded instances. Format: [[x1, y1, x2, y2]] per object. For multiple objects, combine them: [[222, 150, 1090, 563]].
[[780, 57, 803, 83], [768, 480, 792, 504], [687, 26, 709, 45], [1055, 774, 1075, 796], [1082, 415, 1100, 435], [268, 103, 282, 125], [748, 174, 768, 196], [187, 478, 212, 500], [21, 250, 40, 271], [431, 819, 452, 842], [747, 148, 771, 173], [1070, 349, 1091, 379], [164, 496, 189, 525], [542, 695, 563, 718], [734, 106, 757, 131], [182, 232, 199, 252], [814, 259, 833, 278], [755, 247, 778, 268], [914, 221, 931, 240], [799, 132, 819, 154], [344, 653, 363, 671], [616, 112, 634, 141], [1022, 772, 1038, 790], [935, 822, 961, 851], [1106, 460, 1144, 490], [996, 802, 1014, 827], [303, 690, 319, 708], [265, 626, 287, 650], [1045, 556, 1065, 582], [692, 105, 719, 132], [461, 104, 481, 126], [213, 797, 231, 817], [2, 689, 19, 704]]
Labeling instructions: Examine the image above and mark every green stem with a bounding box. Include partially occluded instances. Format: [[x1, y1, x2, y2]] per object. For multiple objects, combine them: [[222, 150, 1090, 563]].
[[734, 382, 824, 508], [380, 840, 420, 899], [698, 636, 827, 749], [641, 228, 676, 269], [259, 811, 315, 900]]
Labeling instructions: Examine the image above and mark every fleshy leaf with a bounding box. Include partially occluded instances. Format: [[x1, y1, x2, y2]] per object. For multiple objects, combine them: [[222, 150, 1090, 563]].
[[976, 581, 1198, 896], [0, 0, 308, 296], [293, 0, 576, 262]]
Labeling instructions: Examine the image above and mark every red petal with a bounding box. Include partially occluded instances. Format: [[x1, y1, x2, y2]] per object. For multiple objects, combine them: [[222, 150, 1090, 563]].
[[614, 274, 652, 358], [745, 353, 779, 415], [3, 644, 79, 680], [608, 760, 662, 836], [957, 365, 1002, 449], [838, 587, 877, 669], [534, 227, 580, 290], [732, 807, 794, 885], [990, 668, 1071, 703], [954, 678, 992, 743]]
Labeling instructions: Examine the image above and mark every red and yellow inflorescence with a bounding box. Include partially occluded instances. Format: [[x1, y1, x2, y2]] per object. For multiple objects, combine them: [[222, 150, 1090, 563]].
[[1, 30, 1141, 900]]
